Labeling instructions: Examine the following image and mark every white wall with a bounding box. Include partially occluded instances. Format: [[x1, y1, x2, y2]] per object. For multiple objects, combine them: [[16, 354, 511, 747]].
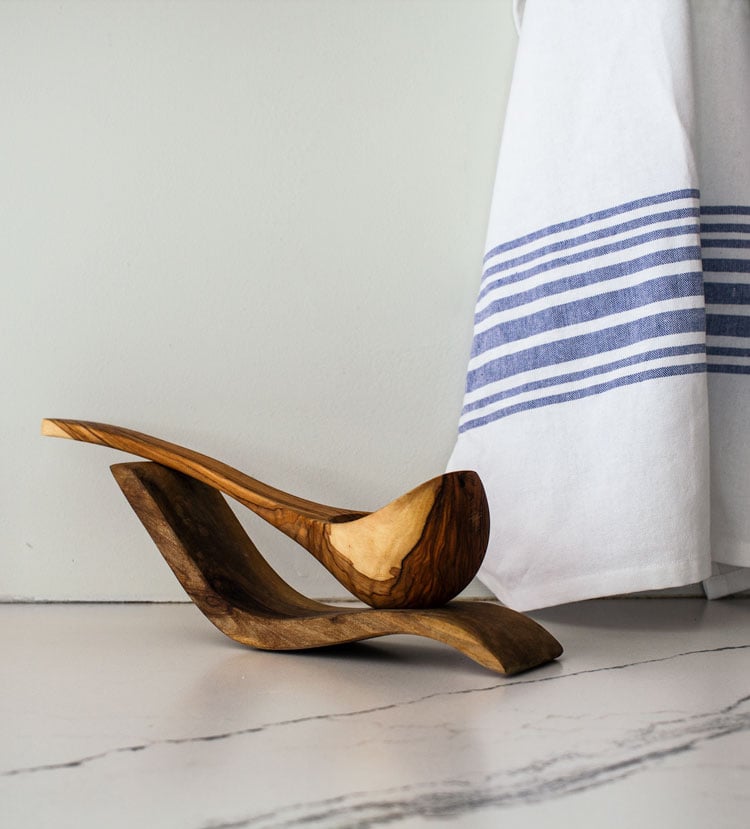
[[1, 0, 518, 601]]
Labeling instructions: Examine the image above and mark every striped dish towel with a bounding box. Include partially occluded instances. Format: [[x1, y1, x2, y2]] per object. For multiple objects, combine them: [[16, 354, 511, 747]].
[[448, 0, 750, 610]]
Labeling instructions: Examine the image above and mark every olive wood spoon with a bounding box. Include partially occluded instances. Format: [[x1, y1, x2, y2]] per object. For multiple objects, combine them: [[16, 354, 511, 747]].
[[108, 461, 562, 674], [41, 418, 490, 609]]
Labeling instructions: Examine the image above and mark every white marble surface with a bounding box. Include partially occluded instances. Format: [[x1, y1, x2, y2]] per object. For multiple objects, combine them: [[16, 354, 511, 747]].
[[2, 599, 748, 828]]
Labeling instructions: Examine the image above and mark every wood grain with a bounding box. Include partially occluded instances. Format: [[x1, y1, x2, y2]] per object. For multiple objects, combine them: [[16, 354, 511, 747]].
[[42, 418, 490, 609], [111, 461, 563, 675]]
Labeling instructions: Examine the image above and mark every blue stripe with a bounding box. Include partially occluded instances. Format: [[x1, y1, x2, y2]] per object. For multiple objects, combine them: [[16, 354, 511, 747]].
[[701, 239, 750, 249], [476, 247, 702, 323], [458, 198, 750, 430], [700, 223, 750, 234], [704, 282, 750, 305], [459, 363, 706, 433], [480, 224, 699, 292], [483, 189, 699, 263], [483, 208, 700, 275], [706, 346, 750, 357], [466, 308, 705, 392], [707, 364, 750, 375], [702, 258, 750, 274], [463, 344, 706, 416], [706, 314, 750, 338], [472, 273, 703, 356], [700, 206, 750, 216]]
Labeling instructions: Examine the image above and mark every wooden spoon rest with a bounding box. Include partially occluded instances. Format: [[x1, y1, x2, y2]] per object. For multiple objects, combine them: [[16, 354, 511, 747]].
[[110, 461, 563, 674]]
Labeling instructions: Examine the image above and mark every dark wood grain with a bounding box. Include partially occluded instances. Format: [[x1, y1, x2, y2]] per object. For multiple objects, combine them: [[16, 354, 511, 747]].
[[42, 418, 490, 609], [111, 461, 563, 674]]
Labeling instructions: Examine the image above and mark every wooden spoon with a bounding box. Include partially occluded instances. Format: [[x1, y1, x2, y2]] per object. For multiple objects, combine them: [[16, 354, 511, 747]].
[[109, 460, 562, 675], [41, 418, 490, 609]]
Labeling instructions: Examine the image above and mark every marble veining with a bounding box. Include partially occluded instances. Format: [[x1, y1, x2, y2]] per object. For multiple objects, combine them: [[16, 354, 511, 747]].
[[191, 678, 750, 828], [6, 642, 747, 783], [2, 600, 749, 828]]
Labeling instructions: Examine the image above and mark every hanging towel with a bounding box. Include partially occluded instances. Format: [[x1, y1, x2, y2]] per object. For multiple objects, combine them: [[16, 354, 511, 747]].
[[448, 0, 750, 610]]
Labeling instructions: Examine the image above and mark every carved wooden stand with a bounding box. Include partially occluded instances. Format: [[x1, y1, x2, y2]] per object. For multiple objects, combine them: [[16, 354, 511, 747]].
[[111, 462, 561, 674], [43, 419, 563, 674]]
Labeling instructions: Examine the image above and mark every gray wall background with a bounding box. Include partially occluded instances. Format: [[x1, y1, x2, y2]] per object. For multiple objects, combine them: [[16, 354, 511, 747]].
[[2, 0, 518, 600]]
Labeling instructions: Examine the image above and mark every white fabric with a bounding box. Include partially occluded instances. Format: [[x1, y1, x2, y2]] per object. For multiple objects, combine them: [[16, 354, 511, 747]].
[[448, 0, 750, 610]]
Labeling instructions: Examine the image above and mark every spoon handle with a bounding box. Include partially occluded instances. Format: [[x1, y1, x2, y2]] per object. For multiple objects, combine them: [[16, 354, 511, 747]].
[[41, 418, 355, 526]]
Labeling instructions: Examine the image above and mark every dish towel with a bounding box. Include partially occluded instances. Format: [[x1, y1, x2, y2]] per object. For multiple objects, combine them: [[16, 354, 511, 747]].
[[447, 0, 750, 610]]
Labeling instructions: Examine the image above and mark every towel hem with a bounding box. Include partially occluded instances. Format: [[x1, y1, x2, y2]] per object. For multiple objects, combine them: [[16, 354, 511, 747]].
[[478, 557, 712, 612]]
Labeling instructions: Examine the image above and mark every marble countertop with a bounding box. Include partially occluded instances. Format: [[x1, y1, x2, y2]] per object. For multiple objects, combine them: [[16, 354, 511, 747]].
[[2, 599, 748, 828]]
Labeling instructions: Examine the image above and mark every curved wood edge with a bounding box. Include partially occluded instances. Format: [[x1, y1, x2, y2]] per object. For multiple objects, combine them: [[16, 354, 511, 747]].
[[111, 461, 562, 675]]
